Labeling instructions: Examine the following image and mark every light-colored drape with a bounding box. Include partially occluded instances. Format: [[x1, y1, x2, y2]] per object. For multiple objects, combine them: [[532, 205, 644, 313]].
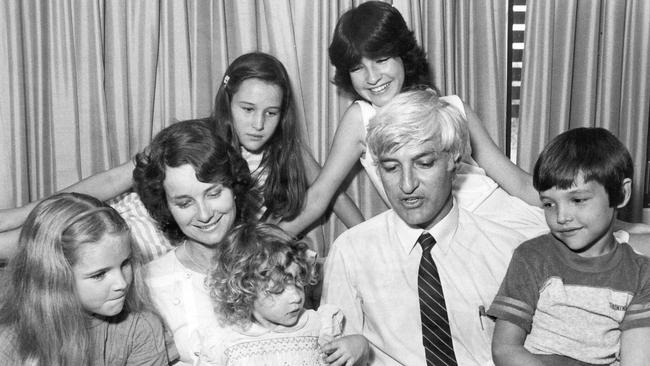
[[424, 0, 509, 148], [518, 0, 650, 221], [0, 0, 508, 252]]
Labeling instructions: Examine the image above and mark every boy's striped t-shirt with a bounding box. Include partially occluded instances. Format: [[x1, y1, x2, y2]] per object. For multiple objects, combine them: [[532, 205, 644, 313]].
[[488, 234, 650, 365]]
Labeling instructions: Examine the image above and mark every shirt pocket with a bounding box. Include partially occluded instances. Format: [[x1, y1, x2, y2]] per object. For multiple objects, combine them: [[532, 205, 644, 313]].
[[607, 290, 633, 323]]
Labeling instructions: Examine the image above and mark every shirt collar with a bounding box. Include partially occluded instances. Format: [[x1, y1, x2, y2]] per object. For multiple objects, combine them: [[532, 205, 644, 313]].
[[393, 198, 459, 256]]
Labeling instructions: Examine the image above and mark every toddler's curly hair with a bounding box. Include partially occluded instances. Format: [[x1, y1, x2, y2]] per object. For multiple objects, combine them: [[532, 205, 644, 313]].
[[207, 222, 317, 328]]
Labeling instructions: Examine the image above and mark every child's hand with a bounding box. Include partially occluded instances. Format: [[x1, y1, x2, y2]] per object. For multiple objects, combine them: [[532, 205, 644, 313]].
[[321, 334, 369, 366]]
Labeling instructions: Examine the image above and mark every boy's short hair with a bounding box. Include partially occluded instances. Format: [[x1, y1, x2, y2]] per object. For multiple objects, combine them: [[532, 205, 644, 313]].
[[367, 87, 470, 163], [533, 127, 633, 206]]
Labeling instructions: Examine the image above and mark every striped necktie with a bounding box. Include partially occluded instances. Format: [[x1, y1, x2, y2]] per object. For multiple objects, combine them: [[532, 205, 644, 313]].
[[417, 231, 457, 366]]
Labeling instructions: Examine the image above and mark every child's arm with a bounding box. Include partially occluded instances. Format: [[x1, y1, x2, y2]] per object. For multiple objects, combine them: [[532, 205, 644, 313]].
[[62, 160, 135, 198], [0, 228, 20, 260], [0, 206, 31, 232], [279, 104, 366, 235], [620, 327, 650, 365], [301, 146, 364, 229], [492, 320, 544, 366], [0, 161, 134, 232], [0, 202, 42, 232], [321, 334, 369, 366], [464, 103, 539, 206]]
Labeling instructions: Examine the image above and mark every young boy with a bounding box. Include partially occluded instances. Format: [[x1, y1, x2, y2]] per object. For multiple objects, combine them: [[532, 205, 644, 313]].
[[488, 127, 650, 366]]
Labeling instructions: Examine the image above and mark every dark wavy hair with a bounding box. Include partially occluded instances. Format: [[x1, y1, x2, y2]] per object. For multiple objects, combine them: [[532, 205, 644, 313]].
[[0, 192, 154, 365], [533, 127, 633, 207], [207, 222, 317, 328], [329, 1, 433, 100], [212, 52, 307, 220], [133, 119, 260, 243]]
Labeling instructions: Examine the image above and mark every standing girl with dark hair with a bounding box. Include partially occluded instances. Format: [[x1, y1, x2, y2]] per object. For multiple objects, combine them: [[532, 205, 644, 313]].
[[0, 192, 167, 365], [212, 52, 308, 221]]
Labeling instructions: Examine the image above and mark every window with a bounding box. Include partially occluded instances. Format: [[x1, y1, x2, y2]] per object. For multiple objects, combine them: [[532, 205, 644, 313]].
[[507, 0, 526, 163], [506, 1, 650, 219], [645, 132, 650, 210]]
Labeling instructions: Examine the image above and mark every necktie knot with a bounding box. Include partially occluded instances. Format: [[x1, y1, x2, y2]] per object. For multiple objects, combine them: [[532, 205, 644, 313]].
[[417, 231, 436, 253]]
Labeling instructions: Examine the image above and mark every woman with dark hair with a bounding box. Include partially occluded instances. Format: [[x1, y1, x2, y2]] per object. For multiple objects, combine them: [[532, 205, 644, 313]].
[[133, 118, 259, 365]]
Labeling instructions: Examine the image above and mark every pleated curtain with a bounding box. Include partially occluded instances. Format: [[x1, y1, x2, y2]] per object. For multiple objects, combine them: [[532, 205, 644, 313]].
[[518, 0, 650, 221], [8, 0, 647, 251]]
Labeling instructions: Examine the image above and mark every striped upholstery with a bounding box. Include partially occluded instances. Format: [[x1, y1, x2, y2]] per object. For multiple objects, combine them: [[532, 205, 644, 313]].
[[108, 192, 173, 263]]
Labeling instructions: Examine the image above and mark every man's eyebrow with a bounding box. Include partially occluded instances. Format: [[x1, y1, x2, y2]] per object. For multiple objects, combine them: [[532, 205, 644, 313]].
[[378, 156, 397, 163], [413, 150, 439, 159], [379, 150, 439, 162]]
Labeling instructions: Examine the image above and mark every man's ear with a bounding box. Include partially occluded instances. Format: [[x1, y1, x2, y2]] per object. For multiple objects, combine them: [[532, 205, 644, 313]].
[[617, 178, 632, 209], [447, 153, 461, 172]]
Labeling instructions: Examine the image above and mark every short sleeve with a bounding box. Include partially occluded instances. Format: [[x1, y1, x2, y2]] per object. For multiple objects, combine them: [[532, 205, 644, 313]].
[[316, 304, 344, 345], [621, 258, 650, 330], [109, 192, 172, 263], [613, 230, 629, 245], [487, 248, 540, 333], [126, 312, 169, 366]]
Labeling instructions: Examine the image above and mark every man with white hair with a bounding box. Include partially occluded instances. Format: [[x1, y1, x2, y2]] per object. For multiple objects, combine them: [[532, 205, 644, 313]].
[[322, 88, 525, 366]]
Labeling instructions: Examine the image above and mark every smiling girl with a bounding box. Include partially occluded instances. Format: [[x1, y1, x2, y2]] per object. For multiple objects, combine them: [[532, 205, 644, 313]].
[[0, 192, 167, 365]]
